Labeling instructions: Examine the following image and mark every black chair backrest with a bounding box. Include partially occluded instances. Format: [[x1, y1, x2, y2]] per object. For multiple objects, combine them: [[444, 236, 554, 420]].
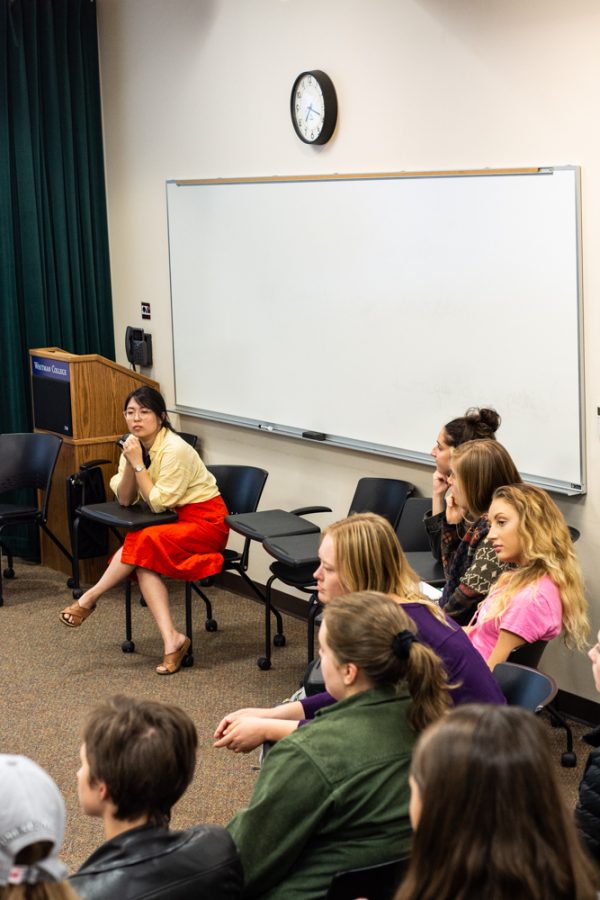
[[327, 856, 409, 900], [395, 496, 432, 552], [208, 465, 268, 516], [0, 433, 63, 517], [568, 525, 580, 543], [509, 640, 547, 669], [493, 662, 557, 712], [348, 478, 414, 529], [177, 431, 198, 449]]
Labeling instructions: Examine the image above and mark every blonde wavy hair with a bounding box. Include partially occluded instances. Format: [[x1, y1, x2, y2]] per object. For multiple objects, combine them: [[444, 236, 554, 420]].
[[325, 592, 451, 731], [322, 512, 446, 622], [480, 484, 589, 650]]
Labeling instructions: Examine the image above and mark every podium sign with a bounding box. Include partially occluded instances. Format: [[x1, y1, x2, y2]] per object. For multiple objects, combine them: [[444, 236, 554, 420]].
[[31, 354, 73, 436]]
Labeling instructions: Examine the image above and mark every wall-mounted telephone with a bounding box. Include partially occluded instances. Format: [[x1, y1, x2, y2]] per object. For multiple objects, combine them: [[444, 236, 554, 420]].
[[125, 326, 153, 368]]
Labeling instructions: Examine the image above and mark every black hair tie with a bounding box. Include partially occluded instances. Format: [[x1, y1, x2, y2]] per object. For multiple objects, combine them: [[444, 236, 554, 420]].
[[392, 630, 417, 659]]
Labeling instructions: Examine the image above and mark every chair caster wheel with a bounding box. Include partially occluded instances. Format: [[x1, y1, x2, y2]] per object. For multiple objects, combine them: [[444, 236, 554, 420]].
[[72, 589, 83, 600], [139, 595, 147, 607], [67, 577, 76, 589], [273, 633, 286, 648], [182, 653, 194, 668], [561, 751, 577, 768], [4, 568, 15, 579], [257, 657, 272, 671], [205, 619, 218, 632], [122, 640, 135, 653]]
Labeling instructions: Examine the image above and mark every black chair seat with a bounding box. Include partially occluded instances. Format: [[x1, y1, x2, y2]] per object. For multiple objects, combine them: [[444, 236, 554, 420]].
[[269, 561, 316, 587], [327, 856, 409, 900], [0, 505, 41, 520], [493, 662, 557, 711]]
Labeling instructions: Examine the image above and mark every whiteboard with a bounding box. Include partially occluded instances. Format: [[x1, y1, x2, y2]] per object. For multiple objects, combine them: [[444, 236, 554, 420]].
[[167, 168, 585, 494]]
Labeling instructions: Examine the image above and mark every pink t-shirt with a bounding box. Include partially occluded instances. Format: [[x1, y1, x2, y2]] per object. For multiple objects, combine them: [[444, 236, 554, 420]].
[[468, 574, 563, 662]]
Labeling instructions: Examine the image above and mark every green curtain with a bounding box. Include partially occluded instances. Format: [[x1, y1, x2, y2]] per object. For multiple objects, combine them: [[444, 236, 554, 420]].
[[0, 0, 114, 555]]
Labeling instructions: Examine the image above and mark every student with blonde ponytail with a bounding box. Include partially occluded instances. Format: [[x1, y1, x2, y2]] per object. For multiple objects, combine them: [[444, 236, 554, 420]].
[[227, 592, 451, 900], [467, 484, 589, 669]]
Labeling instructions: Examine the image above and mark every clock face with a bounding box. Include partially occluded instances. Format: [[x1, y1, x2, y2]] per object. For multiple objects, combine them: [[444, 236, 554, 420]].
[[291, 70, 337, 145]]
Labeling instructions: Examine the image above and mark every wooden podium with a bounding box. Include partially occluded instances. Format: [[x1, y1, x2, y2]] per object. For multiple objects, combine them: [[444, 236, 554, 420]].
[[30, 348, 159, 583]]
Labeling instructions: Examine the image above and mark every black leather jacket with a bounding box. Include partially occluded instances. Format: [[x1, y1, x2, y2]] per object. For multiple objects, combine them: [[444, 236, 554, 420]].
[[576, 725, 600, 862], [70, 823, 243, 900]]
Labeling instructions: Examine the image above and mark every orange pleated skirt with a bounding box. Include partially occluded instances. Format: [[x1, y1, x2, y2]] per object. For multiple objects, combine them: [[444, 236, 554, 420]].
[[120, 495, 229, 581]]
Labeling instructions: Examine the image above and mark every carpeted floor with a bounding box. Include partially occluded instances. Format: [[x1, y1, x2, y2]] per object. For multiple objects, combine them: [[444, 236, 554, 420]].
[[0, 560, 309, 871], [0, 560, 591, 874]]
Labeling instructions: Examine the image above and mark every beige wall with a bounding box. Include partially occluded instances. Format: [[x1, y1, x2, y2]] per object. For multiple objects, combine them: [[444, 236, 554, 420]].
[[96, 0, 600, 700]]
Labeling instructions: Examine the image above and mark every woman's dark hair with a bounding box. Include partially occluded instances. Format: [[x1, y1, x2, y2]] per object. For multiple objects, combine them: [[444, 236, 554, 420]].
[[123, 386, 174, 430], [83, 696, 197, 827], [394, 705, 598, 900], [444, 407, 500, 448]]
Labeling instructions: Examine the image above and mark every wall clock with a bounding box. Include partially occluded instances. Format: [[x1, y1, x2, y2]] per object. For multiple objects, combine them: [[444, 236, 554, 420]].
[[290, 70, 337, 145]]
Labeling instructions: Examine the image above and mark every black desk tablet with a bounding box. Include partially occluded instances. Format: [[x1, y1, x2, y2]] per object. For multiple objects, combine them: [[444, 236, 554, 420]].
[[226, 509, 319, 541], [76, 501, 178, 530], [405, 551, 445, 588], [262, 532, 320, 567]]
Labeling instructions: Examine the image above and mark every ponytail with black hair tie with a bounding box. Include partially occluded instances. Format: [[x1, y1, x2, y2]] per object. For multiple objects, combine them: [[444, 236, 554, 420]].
[[392, 630, 417, 659]]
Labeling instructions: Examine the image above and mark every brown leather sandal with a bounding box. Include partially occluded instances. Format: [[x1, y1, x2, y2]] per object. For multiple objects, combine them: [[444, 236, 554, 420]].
[[156, 637, 191, 675], [59, 601, 96, 628]]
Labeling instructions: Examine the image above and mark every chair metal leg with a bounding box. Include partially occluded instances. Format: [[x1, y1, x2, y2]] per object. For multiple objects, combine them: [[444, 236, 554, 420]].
[[122, 581, 135, 653], [258, 575, 276, 670], [306, 593, 322, 663], [547, 702, 576, 767], [70, 516, 82, 595], [190, 581, 217, 632]]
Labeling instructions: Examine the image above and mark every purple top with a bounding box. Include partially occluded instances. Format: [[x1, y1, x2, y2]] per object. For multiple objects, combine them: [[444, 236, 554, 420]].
[[301, 601, 506, 721]]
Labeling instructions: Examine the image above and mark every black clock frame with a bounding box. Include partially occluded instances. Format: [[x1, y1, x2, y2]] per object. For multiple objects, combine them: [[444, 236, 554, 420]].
[[290, 70, 338, 145]]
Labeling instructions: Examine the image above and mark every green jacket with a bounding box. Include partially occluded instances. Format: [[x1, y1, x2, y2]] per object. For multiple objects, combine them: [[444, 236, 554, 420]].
[[228, 685, 415, 899]]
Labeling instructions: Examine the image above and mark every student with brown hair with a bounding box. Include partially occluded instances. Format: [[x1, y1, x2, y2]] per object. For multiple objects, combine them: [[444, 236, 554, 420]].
[[228, 592, 451, 900], [429, 439, 522, 623], [214, 513, 504, 753], [394, 705, 598, 900], [429, 406, 501, 523], [70, 696, 242, 900]]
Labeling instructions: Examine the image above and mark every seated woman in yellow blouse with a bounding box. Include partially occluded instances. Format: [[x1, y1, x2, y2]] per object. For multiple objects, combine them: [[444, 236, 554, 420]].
[[59, 387, 228, 675]]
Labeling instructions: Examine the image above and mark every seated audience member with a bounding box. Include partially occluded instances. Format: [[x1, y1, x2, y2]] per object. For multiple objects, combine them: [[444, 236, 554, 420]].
[[0, 754, 78, 900], [60, 387, 229, 676], [428, 406, 501, 558], [427, 439, 522, 624], [575, 628, 600, 861], [70, 696, 242, 900], [466, 484, 589, 669], [214, 513, 504, 754], [227, 591, 451, 899], [394, 705, 598, 900]]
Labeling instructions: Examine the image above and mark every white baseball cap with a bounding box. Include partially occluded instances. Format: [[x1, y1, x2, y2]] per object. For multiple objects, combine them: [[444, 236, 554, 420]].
[[0, 755, 67, 885]]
